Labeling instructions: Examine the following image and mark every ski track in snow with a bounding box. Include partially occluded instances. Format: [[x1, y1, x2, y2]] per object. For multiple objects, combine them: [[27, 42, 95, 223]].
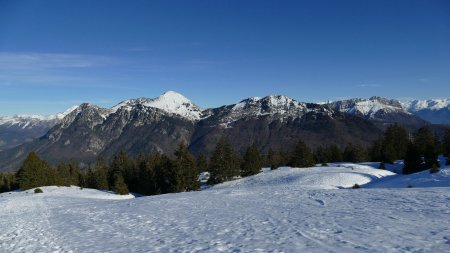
[[0, 166, 449, 253]]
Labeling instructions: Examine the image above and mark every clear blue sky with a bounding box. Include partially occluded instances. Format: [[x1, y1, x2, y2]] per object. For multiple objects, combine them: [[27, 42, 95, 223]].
[[0, 0, 449, 115]]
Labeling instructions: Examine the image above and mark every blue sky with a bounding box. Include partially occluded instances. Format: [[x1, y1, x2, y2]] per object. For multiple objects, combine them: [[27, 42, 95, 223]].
[[0, 0, 449, 115]]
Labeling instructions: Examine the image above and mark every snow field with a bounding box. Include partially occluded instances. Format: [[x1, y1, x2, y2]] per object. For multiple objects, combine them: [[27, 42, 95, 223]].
[[0, 165, 449, 252]]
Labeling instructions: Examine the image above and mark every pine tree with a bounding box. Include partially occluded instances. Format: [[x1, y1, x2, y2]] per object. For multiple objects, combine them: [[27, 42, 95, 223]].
[[67, 160, 80, 186], [208, 138, 240, 184], [314, 146, 330, 164], [57, 162, 71, 186], [241, 143, 262, 177], [369, 139, 383, 162], [174, 142, 200, 191], [109, 151, 136, 191], [267, 148, 281, 170], [414, 126, 438, 168], [403, 142, 423, 174], [153, 155, 178, 194], [112, 173, 129, 195], [0, 173, 16, 193], [92, 157, 109, 190], [381, 124, 409, 163], [442, 130, 450, 165], [136, 153, 157, 195], [327, 144, 343, 162], [57, 161, 79, 186], [196, 152, 208, 173], [343, 143, 367, 163], [289, 140, 314, 168], [16, 152, 51, 190]]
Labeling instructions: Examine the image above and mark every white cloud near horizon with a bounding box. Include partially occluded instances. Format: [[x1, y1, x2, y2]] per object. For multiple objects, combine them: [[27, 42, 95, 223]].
[[0, 52, 116, 69], [357, 83, 381, 88], [0, 52, 129, 89]]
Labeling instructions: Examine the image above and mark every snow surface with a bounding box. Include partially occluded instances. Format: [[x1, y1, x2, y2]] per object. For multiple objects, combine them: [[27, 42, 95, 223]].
[[1, 165, 449, 252], [362, 158, 450, 188]]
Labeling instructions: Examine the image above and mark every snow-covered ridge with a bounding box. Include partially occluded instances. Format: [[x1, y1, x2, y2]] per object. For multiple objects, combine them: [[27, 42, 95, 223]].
[[403, 99, 450, 112], [0, 105, 79, 129], [210, 94, 334, 127], [329, 96, 405, 118], [232, 95, 308, 114], [3, 93, 450, 129]]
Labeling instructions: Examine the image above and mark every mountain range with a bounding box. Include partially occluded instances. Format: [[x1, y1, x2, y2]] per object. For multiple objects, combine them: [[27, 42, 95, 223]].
[[0, 91, 448, 171]]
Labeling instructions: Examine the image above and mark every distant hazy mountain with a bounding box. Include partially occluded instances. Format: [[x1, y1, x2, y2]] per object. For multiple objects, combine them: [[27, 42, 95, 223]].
[[0, 106, 78, 150], [327, 97, 450, 125], [328, 96, 428, 130], [402, 99, 450, 124]]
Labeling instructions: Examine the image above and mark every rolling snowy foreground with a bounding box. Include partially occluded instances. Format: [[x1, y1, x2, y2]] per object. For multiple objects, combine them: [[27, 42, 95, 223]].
[[1, 164, 449, 252]]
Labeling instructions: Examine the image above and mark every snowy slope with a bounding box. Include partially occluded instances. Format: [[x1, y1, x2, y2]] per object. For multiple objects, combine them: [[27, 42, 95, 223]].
[[213, 164, 395, 190], [363, 159, 450, 188], [1, 165, 449, 252]]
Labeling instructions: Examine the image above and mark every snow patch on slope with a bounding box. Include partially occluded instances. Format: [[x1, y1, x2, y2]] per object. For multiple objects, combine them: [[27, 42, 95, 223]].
[[20, 186, 134, 200], [212, 164, 395, 191]]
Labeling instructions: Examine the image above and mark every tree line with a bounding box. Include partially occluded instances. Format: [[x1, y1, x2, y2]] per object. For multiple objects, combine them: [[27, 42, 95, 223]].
[[0, 125, 449, 195]]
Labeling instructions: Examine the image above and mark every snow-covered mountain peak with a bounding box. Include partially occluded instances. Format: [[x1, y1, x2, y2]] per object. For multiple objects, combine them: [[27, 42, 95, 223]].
[[111, 91, 202, 120], [145, 91, 202, 120], [159, 90, 192, 103]]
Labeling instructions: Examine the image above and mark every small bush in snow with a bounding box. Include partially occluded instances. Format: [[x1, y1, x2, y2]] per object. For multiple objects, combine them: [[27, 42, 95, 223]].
[[407, 184, 413, 188], [379, 162, 386, 170], [34, 188, 43, 194], [321, 163, 328, 167], [430, 164, 440, 174], [352, 184, 361, 189]]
